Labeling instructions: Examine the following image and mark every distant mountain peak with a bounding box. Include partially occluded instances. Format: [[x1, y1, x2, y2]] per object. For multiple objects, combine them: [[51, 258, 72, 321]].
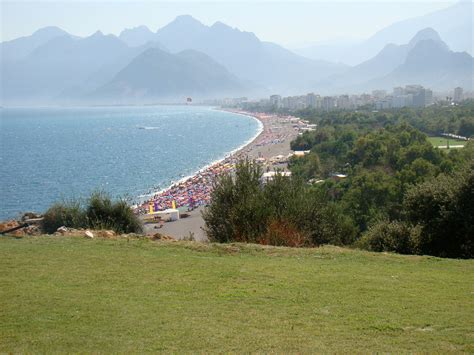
[[91, 30, 104, 38], [408, 38, 451, 57], [212, 21, 231, 29], [32, 26, 68, 37], [172, 15, 204, 26], [119, 26, 156, 47], [409, 28, 443, 45], [156, 15, 207, 36]]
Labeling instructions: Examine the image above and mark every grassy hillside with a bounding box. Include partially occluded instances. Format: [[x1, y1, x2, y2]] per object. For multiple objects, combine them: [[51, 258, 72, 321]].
[[1, 236, 473, 352]]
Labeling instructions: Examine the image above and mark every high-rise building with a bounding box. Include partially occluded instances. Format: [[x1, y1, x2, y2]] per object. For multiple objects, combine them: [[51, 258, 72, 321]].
[[322, 96, 336, 111], [270, 94, 282, 108], [454, 87, 463, 102], [393, 87, 404, 96], [337, 95, 351, 110], [372, 90, 387, 99], [375, 99, 392, 110], [393, 95, 409, 108], [306, 92, 317, 108], [425, 89, 433, 106], [287, 96, 300, 110], [412, 90, 426, 108]]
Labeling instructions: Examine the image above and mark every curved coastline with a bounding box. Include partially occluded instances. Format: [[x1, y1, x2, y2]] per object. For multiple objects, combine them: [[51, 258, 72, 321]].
[[134, 108, 264, 205]]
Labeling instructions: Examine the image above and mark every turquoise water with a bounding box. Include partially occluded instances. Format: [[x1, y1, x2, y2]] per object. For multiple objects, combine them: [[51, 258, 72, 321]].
[[0, 106, 261, 219]]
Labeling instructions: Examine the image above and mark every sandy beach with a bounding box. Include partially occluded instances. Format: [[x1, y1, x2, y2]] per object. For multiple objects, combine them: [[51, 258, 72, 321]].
[[141, 110, 307, 240]]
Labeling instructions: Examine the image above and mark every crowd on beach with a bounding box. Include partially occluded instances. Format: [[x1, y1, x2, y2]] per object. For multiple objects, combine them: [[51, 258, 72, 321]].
[[134, 111, 301, 215]]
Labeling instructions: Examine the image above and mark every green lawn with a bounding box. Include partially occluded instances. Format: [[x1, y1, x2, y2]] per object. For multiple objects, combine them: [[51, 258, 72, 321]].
[[1, 236, 473, 352], [428, 136, 467, 147]]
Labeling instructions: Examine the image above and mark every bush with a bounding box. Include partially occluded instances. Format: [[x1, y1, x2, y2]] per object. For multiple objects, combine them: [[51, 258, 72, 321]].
[[203, 159, 356, 247], [357, 220, 417, 254], [203, 159, 268, 243], [42, 192, 142, 234], [42, 200, 86, 234], [403, 169, 473, 258], [356, 169, 474, 258], [86, 192, 142, 234], [307, 203, 358, 246], [257, 219, 310, 247]]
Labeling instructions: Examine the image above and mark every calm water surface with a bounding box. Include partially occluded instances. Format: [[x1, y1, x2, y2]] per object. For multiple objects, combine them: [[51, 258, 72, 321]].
[[0, 105, 261, 219]]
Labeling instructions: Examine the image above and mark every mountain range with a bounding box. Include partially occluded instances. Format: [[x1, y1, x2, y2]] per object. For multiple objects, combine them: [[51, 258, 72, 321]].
[[0, 8, 472, 105], [316, 27, 473, 93], [294, 1, 472, 65], [89, 48, 244, 103]]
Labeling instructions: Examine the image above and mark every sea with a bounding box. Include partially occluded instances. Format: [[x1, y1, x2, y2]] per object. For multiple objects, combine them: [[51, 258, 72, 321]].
[[0, 105, 262, 220]]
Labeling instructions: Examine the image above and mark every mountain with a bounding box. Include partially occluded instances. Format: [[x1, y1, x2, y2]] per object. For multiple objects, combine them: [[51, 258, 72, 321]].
[[2, 31, 133, 104], [90, 48, 245, 103], [0, 26, 71, 63], [153, 15, 347, 93], [320, 28, 445, 89], [370, 39, 474, 91], [119, 26, 157, 47], [359, 1, 472, 60], [58, 41, 167, 102], [314, 28, 473, 93], [1, 17, 347, 104], [297, 1, 472, 65]]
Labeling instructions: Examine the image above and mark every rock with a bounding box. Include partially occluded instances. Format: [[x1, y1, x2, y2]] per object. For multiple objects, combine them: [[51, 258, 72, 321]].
[[84, 230, 94, 239], [97, 230, 115, 238], [56, 226, 69, 234], [24, 225, 42, 236], [0, 220, 20, 233], [152, 233, 174, 241], [0, 220, 25, 236], [21, 212, 42, 221], [121, 233, 144, 239]]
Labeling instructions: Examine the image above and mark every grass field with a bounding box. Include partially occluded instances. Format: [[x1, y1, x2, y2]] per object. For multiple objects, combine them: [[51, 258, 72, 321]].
[[1, 236, 473, 352], [428, 136, 467, 147]]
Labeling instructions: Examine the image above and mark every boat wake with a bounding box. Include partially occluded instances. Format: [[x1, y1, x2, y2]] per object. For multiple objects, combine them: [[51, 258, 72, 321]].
[[138, 126, 160, 130]]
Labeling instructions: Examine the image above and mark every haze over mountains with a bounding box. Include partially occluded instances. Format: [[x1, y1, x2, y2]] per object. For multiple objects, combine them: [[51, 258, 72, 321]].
[[318, 27, 474, 93], [1, 1, 472, 106], [90, 48, 244, 104], [294, 0, 473, 65]]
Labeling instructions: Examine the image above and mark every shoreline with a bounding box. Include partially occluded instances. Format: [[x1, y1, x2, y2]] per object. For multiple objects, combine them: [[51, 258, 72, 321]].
[[140, 109, 304, 240], [133, 108, 264, 205]]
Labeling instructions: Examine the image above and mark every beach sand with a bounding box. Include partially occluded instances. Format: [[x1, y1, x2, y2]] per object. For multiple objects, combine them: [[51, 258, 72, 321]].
[[142, 110, 303, 241]]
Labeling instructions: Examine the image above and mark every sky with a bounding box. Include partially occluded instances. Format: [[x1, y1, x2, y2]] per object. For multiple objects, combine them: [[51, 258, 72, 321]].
[[0, 0, 458, 46]]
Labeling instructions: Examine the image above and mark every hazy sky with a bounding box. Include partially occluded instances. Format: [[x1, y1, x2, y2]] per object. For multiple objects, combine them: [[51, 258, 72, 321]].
[[1, 0, 458, 46]]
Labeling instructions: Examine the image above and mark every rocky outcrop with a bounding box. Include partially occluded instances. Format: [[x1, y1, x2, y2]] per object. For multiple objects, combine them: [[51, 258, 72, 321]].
[[0, 220, 42, 236]]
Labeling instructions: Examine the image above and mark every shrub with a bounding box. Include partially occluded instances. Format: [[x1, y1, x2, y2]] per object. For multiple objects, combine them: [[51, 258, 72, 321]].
[[203, 159, 356, 247], [403, 169, 473, 258], [42, 192, 142, 234], [203, 159, 267, 243], [257, 219, 310, 247], [42, 200, 86, 234], [357, 220, 416, 254], [307, 203, 358, 246], [86, 192, 142, 234]]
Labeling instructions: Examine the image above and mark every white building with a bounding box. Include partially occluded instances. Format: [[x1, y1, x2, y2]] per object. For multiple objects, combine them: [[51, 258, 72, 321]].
[[454, 87, 463, 102], [270, 95, 282, 108]]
